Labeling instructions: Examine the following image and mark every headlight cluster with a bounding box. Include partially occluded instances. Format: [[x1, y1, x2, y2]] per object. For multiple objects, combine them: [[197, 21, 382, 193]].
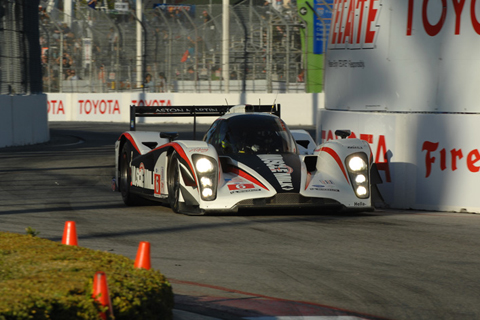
[[192, 155, 217, 201], [346, 153, 369, 198]]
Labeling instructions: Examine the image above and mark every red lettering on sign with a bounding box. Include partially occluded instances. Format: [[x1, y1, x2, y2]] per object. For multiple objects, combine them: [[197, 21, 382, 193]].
[[131, 99, 172, 106], [78, 100, 121, 115], [451, 148, 463, 171], [471, 0, 480, 34], [337, 0, 346, 43], [422, 141, 438, 178], [365, 0, 379, 42], [408, 0, 480, 36], [467, 149, 480, 172], [331, 0, 379, 48], [360, 134, 373, 144], [422, 140, 479, 177], [47, 100, 65, 115], [452, 0, 467, 34], [440, 148, 447, 171], [407, 0, 415, 35], [332, 0, 342, 44], [343, 0, 356, 43], [356, 0, 368, 43], [422, 0, 447, 36]]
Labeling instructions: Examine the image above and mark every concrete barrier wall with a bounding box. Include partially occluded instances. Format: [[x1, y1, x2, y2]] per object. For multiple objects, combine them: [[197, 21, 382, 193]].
[[0, 95, 49, 148], [318, 109, 480, 213], [47, 92, 324, 127]]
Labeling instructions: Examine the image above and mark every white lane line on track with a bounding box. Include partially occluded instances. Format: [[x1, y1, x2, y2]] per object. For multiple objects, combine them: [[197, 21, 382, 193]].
[[243, 317, 367, 320]]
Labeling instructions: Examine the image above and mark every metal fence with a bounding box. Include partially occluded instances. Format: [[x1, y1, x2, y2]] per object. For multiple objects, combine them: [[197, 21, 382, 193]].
[[0, 0, 42, 95], [38, 1, 306, 94]]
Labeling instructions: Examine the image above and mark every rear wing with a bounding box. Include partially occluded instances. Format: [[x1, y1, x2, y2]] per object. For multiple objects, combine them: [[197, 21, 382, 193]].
[[129, 104, 281, 138]]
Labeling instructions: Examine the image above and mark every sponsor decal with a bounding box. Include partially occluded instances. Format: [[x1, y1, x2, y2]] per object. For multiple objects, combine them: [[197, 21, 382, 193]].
[[354, 201, 367, 206], [161, 167, 165, 193], [310, 180, 336, 190], [148, 107, 221, 113], [258, 155, 294, 191], [228, 184, 262, 194], [154, 174, 161, 195], [189, 147, 209, 153], [78, 99, 121, 115], [320, 180, 335, 185], [229, 188, 262, 194], [228, 183, 255, 190], [422, 141, 480, 177], [310, 187, 340, 192], [330, 0, 381, 49], [131, 162, 154, 190]]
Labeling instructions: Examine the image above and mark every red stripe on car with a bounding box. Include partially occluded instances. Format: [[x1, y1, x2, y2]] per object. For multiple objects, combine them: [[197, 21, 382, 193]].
[[227, 166, 269, 190], [320, 147, 350, 184], [121, 133, 141, 154]]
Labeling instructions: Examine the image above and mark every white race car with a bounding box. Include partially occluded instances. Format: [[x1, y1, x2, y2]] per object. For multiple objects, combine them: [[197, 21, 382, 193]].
[[114, 104, 378, 215]]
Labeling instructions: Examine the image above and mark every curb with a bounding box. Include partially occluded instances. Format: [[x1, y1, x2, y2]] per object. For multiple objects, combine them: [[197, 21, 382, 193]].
[[173, 309, 222, 320]]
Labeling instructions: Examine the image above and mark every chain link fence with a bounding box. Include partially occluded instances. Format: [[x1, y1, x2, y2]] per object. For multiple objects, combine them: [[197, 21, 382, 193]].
[[0, 0, 42, 95], [37, 1, 306, 94]]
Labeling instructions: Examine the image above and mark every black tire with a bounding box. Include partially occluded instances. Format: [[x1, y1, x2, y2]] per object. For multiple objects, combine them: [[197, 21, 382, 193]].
[[120, 144, 142, 206], [167, 151, 181, 213]]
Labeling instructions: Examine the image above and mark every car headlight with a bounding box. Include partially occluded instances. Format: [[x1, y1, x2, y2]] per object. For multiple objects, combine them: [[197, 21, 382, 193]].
[[355, 174, 366, 184], [345, 153, 369, 199], [196, 158, 214, 173], [200, 176, 213, 187], [356, 186, 367, 196], [348, 156, 367, 171], [192, 155, 217, 201]]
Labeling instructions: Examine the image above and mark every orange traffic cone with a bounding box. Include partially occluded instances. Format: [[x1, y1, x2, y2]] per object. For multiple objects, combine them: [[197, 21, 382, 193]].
[[134, 241, 151, 270], [92, 271, 114, 320], [62, 221, 78, 246]]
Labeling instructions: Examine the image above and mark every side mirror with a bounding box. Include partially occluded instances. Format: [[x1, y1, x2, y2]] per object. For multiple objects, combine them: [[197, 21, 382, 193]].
[[160, 132, 179, 142], [335, 130, 351, 139]]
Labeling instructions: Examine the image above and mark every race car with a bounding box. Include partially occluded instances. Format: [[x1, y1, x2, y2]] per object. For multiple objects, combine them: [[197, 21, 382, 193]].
[[114, 104, 378, 215]]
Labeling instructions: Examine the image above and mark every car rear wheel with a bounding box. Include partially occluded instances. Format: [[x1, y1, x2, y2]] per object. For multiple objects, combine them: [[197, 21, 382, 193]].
[[167, 151, 181, 213], [120, 144, 142, 206]]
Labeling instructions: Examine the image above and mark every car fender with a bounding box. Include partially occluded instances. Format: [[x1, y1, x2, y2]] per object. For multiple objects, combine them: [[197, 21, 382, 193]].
[[290, 129, 316, 155], [159, 141, 219, 208], [303, 138, 373, 208]]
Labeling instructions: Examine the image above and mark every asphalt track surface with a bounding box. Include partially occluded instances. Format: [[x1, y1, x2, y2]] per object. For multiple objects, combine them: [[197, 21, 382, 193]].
[[1, 122, 480, 320]]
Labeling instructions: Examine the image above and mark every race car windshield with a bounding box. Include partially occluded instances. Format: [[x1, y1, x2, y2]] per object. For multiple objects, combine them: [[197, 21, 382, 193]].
[[218, 115, 297, 155]]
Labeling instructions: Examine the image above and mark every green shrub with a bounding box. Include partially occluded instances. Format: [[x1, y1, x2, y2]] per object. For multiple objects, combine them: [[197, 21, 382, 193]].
[[0, 232, 173, 320]]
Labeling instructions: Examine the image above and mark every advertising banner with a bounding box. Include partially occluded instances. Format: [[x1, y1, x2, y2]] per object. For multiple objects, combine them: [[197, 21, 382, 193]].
[[325, 0, 480, 113], [47, 94, 69, 121], [75, 94, 124, 122], [318, 109, 480, 213], [297, 0, 334, 93]]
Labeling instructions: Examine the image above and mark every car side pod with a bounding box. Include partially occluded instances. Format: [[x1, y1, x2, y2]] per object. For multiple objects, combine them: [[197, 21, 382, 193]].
[[61, 221, 78, 246], [92, 271, 114, 320], [134, 241, 151, 270]]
